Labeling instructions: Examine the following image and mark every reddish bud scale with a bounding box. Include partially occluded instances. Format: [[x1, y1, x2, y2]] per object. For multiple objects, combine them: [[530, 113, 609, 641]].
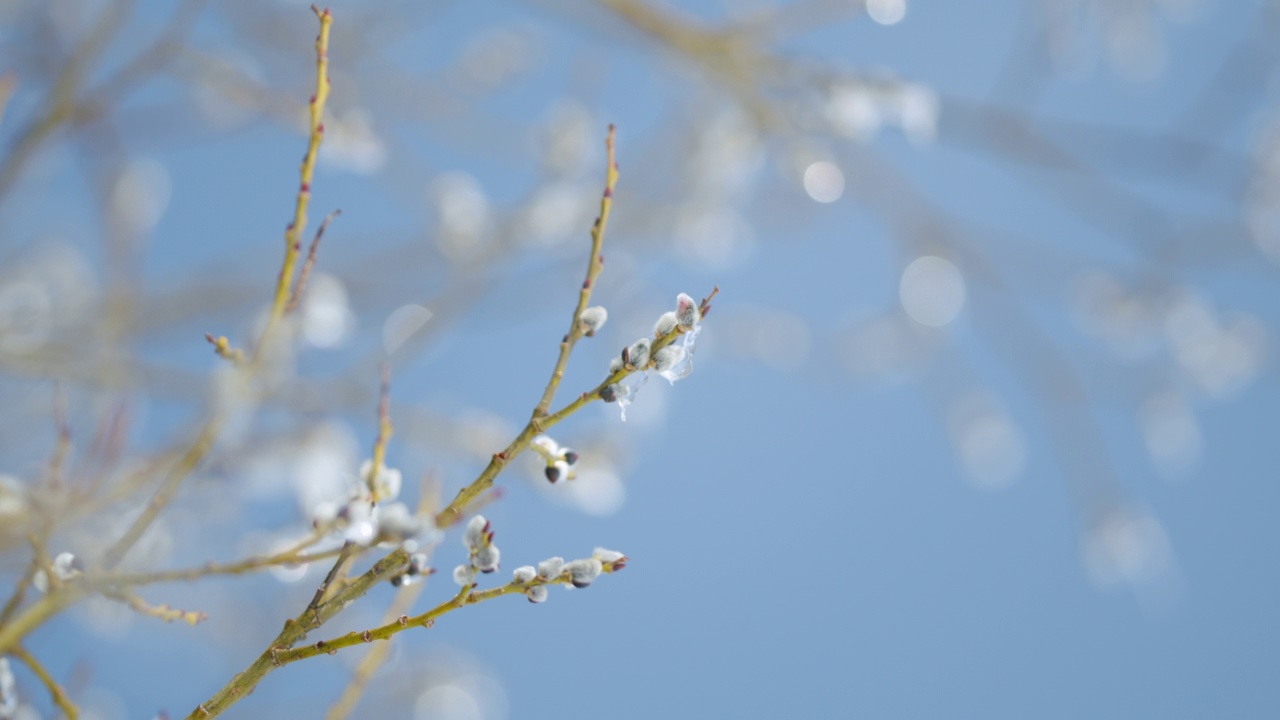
[[603, 187, 612, 198], [301, 183, 310, 193], [317, 123, 326, 134]]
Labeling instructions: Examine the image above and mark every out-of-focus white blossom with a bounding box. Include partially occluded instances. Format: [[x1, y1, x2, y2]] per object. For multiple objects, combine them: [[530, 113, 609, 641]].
[[824, 80, 939, 145], [0, 657, 15, 719], [900, 255, 965, 328], [319, 107, 388, 175], [108, 158, 171, 239], [360, 459, 402, 503], [299, 273, 355, 349], [432, 172, 493, 262], [376, 502, 425, 543], [866, 0, 907, 26], [0, 476, 27, 522], [802, 160, 845, 203], [383, 304, 434, 356], [52, 552, 83, 581], [409, 552, 430, 576]]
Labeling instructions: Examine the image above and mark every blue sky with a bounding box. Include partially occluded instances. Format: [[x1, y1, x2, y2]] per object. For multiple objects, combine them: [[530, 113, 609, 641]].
[[2, 0, 1278, 718]]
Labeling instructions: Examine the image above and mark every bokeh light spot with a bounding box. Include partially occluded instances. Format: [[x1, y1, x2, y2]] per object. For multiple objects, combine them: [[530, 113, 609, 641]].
[[803, 161, 845, 203], [899, 255, 965, 327]]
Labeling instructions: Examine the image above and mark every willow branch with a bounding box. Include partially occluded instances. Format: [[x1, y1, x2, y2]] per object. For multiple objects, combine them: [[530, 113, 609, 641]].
[[186, 548, 410, 719], [434, 126, 619, 528], [99, 4, 333, 572], [323, 578, 427, 720]]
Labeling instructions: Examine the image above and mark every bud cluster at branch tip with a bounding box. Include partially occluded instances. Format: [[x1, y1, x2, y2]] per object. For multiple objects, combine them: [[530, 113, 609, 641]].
[[601, 290, 712, 419]]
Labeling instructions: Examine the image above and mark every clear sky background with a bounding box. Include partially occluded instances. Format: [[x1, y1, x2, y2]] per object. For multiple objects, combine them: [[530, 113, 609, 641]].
[[1, 0, 1278, 718]]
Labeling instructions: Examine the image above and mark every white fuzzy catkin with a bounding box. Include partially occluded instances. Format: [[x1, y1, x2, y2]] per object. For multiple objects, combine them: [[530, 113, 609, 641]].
[[453, 564, 476, 586], [537, 556, 565, 580], [675, 292, 701, 330], [579, 306, 608, 335], [463, 515, 489, 550], [593, 547, 626, 564], [564, 558, 603, 588], [474, 543, 501, 573], [626, 337, 651, 368], [654, 311, 679, 337]]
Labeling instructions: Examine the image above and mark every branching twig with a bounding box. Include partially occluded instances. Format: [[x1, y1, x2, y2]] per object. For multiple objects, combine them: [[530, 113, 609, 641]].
[[323, 576, 427, 720], [433, 126, 620, 528], [279, 557, 627, 665], [260, 4, 333, 349], [185, 548, 410, 719], [287, 208, 342, 314], [99, 3, 334, 572]]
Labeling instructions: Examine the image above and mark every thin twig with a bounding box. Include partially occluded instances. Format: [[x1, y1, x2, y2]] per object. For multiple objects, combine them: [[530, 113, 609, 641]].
[[11, 646, 79, 719], [278, 557, 627, 665], [323, 578, 426, 720], [98, 540, 338, 589], [97, 3, 334, 573], [184, 547, 411, 719], [307, 541, 356, 616], [366, 363, 393, 497], [433, 126, 620, 528], [259, 4, 333, 350], [287, 209, 341, 313]]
